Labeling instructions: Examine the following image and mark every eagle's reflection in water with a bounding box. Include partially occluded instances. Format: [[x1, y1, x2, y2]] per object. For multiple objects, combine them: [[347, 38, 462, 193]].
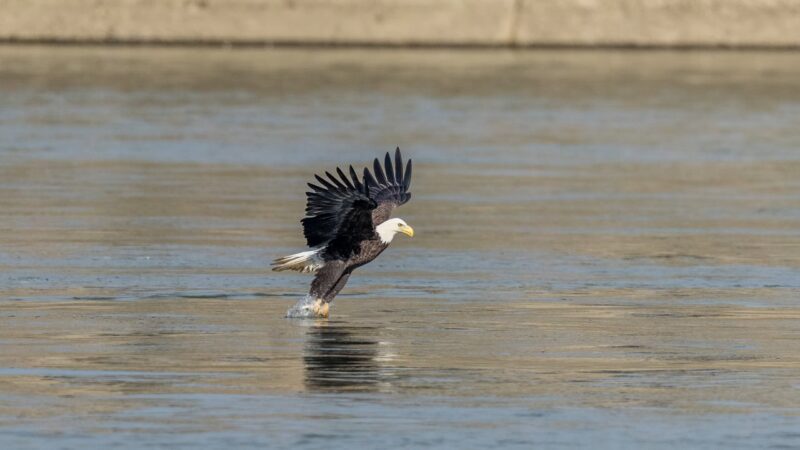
[[303, 322, 393, 392]]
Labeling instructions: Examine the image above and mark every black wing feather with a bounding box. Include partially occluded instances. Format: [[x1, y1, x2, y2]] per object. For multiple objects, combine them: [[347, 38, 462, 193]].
[[362, 148, 413, 223], [402, 159, 412, 191], [325, 171, 347, 190], [322, 199, 376, 260], [349, 166, 362, 190], [307, 182, 325, 193], [384, 153, 395, 184], [394, 150, 403, 185], [336, 167, 354, 190], [302, 164, 375, 248], [314, 174, 336, 191], [362, 166, 377, 189], [373, 159, 387, 185]]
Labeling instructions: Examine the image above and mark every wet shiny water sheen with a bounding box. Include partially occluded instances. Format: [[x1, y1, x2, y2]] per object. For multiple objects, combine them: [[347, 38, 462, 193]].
[[1, 47, 800, 448]]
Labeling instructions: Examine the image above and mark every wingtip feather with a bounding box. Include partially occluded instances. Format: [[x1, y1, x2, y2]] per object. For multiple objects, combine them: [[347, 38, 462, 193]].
[[394, 148, 403, 184], [384, 152, 395, 184], [403, 159, 412, 190], [336, 167, 354, 189], [373, 158, 387, 185]]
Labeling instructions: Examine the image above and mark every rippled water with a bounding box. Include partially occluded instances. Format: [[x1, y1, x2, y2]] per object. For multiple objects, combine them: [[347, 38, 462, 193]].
[[1, 46, 800, 448]]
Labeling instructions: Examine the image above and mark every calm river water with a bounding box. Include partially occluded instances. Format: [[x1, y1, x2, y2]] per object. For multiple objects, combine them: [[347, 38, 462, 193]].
[[1, 46, 799, 448]]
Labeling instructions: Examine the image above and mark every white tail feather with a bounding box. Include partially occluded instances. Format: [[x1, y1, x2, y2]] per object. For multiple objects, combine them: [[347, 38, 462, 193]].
[[271, 248, 325, 273]]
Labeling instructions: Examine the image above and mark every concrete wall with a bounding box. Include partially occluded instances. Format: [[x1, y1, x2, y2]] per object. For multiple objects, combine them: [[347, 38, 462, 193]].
[[2, 0, 800, 48]]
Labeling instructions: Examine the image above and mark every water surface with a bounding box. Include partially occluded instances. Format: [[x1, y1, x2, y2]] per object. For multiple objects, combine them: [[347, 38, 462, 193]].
[[1, 46, 800, 448]]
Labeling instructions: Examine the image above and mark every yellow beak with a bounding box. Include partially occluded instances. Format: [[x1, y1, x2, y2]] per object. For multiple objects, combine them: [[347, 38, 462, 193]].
[[400, 225, 414, 237]]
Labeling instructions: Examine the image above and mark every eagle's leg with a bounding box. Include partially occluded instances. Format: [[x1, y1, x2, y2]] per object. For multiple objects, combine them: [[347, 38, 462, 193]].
[[308, 262, 348, 318], [324, 272, 351, 303]]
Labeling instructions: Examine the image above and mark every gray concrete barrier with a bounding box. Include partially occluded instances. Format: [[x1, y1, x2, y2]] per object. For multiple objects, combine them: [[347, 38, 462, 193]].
[[1, 0, 800, 48]]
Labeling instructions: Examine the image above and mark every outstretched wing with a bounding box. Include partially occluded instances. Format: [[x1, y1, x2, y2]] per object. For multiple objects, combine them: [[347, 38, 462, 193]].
[[322, 198, 378, 260], [362, 147, 412, 224], [302, 166, 376, 248]]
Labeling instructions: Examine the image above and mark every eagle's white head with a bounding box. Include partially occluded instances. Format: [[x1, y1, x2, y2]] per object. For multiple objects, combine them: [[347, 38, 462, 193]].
[[376, 218, 414, 244]]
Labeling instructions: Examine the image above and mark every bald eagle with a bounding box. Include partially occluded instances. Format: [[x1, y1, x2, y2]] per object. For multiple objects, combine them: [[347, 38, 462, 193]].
[[273, 148, 414, 318]]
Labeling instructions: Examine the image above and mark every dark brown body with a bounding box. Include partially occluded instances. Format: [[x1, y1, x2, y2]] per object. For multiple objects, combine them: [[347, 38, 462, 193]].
[[309, 238, 389, 303]]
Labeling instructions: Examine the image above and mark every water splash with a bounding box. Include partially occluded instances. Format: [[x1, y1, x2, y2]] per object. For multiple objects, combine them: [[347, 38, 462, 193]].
[[286, 295, 324, 318]]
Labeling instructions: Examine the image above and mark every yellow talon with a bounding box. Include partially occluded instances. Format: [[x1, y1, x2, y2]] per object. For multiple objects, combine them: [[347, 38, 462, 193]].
[[312, 298, 330, 318]]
